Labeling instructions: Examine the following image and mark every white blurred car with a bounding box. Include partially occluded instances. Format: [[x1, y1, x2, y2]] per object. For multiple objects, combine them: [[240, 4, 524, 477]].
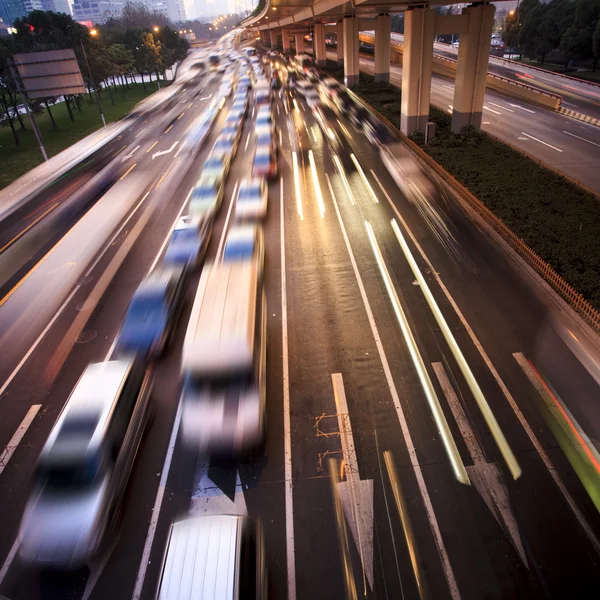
[[189, 174, 224, 217], [235, 178, 268, 220]]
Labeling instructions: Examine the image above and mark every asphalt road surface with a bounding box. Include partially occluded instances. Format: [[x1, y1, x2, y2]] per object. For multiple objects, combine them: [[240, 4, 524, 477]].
[[0, 49, 600, 600]]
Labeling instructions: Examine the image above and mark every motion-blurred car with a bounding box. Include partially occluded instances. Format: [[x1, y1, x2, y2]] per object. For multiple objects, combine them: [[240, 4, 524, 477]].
[[163, 215, 212, 269], [232, 96, 248, 115], [255, 108, 274, 128], [349, 105, 370, 129], [18, 358, 152, 569], [202, 150, 232, 179], [213, 134, 238, 158], [256, 125, 277, 155], [223, 223, 265, 276], [235, 178, 268, 220], [252, 145, 277, 179], [189, 174, 224, 217], [116, 265, 186, 357], [363, 118, 394, 145], [221, 122, 243, 145]]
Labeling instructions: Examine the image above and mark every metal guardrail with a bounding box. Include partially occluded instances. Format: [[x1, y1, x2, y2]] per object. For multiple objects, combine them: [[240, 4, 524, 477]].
[[343, 86, 600, 332]]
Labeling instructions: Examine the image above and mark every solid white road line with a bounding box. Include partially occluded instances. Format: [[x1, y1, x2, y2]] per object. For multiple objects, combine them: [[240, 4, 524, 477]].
[[562, 130, 600, 149], [520, 131, 563, 152], [372, 173, 600, 558], [390, 219, 520, 480], [326, 177, 461, 600], [132, 401, 183, 600], [489, 102, 514, 113], [215, 181, 239, 261], [331, 155, 356, 206], [509, 103, 536, 114], [244, 132, 251, 152], [0, 536, 20, 586], [280, 176, 297, 600], [483, 106, 502, 115], [0, 404, 41, 477], [311, 127, 318, 143]]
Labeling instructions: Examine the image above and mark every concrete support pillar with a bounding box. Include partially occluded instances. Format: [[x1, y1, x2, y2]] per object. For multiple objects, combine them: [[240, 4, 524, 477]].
[[343, 16, 360, 87], [270, 29, 279, 51], [282, 30, 290, 54], [401, 8, 435, 136], [313, 22, 327, 67], [261, 31, 270, 48], [452, 4, 495, 132], [374, 14, 391, 82], [336, 21, 344, 65], [295, 33, 305, 54]]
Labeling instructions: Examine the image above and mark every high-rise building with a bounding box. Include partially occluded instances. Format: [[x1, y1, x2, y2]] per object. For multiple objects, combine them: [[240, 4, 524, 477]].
[[167, 0, 185, 23], [39, 0, 71, 14], [0, 0, 43, 24], [71, 0, 125, 23]]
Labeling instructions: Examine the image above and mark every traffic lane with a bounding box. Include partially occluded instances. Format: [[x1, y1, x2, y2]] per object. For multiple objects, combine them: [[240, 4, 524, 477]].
[[91, 91, 290, 600], [428, 41, 600, 118], [0, 89, 230, 593], [281, 103, 461, 599], [355, 54, 600, 194], [0, 84, 221, 398], [329, 116, 600, 592], [308, 130, 545, 598]]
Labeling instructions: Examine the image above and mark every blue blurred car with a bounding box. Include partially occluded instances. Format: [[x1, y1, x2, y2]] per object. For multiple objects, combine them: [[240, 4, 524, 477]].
[[116, 265, 186, 358], [163, 215, 212, 269]]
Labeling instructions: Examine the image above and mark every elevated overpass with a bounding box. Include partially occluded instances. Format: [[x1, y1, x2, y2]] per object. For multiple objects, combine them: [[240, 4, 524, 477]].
[[243, 1, 511, 135]]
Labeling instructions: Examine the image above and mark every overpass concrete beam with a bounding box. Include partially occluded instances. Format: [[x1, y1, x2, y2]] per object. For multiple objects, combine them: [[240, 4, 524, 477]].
[[337, 21, 344, 65], [261, 30, 270, 48], [374, 14, 391, 83], [401, 8, 435, 136], [452, 4, 495, 133], [314, 22, 327, 67], [295, 33, 305, 54], [270, 29, 280, 50], [343, 16, 360, 88]]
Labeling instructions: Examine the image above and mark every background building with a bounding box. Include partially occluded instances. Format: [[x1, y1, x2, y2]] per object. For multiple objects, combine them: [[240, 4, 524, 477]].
[[0, 0, 43, 25], [40, 0, 71, 13], [71, 0, 125, 23]]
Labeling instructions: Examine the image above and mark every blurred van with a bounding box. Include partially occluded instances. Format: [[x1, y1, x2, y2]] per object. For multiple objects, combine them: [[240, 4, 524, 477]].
[[180, 259, 266, 454], [156, 515, 267, 600]]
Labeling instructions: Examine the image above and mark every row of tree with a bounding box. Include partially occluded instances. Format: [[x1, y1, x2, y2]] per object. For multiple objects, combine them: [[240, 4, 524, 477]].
[[503, 0, 600, 68], [0, 2, 190, 146]]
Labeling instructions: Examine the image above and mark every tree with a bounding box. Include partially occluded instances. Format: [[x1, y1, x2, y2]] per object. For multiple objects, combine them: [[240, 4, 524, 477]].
[[105, 1, 170, 30], [560, 0, 600, 65], [107, 43, 134, 92], [594, 17, 600, 70]]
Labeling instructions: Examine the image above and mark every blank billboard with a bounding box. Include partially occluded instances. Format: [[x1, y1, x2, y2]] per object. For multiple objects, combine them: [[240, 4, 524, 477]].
[[13, 49, 86, 99]]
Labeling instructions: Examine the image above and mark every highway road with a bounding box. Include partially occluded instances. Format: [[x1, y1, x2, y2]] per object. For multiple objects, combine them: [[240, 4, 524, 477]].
[[0, 44, 600, 600], [326, 49, 600, 194], [424, 36, 600, 122]]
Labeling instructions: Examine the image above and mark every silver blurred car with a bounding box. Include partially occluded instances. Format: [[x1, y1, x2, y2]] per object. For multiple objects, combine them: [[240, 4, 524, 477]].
[[18, 359, 153, 568]]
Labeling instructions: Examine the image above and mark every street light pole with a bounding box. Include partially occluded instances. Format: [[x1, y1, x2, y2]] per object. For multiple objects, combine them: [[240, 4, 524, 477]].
[[80, 38, 106, 127]]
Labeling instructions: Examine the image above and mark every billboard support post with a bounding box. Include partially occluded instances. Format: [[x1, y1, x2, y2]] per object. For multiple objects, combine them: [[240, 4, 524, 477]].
[[7, 59, 48, 162], [79, 41, 106, 128]]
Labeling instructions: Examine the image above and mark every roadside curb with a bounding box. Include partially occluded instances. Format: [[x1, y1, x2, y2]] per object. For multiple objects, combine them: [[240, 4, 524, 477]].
[[556, 106, 600, 128], [344, 87, 600, 332]]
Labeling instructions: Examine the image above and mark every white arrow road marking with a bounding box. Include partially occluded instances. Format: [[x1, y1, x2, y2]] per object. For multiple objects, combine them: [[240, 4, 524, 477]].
[[190, 462, 248, 517], [121, 144, 140, 162], [152, 141, 179, 159], [332, 373, 374, 592], [432, 362, 528, 567]]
